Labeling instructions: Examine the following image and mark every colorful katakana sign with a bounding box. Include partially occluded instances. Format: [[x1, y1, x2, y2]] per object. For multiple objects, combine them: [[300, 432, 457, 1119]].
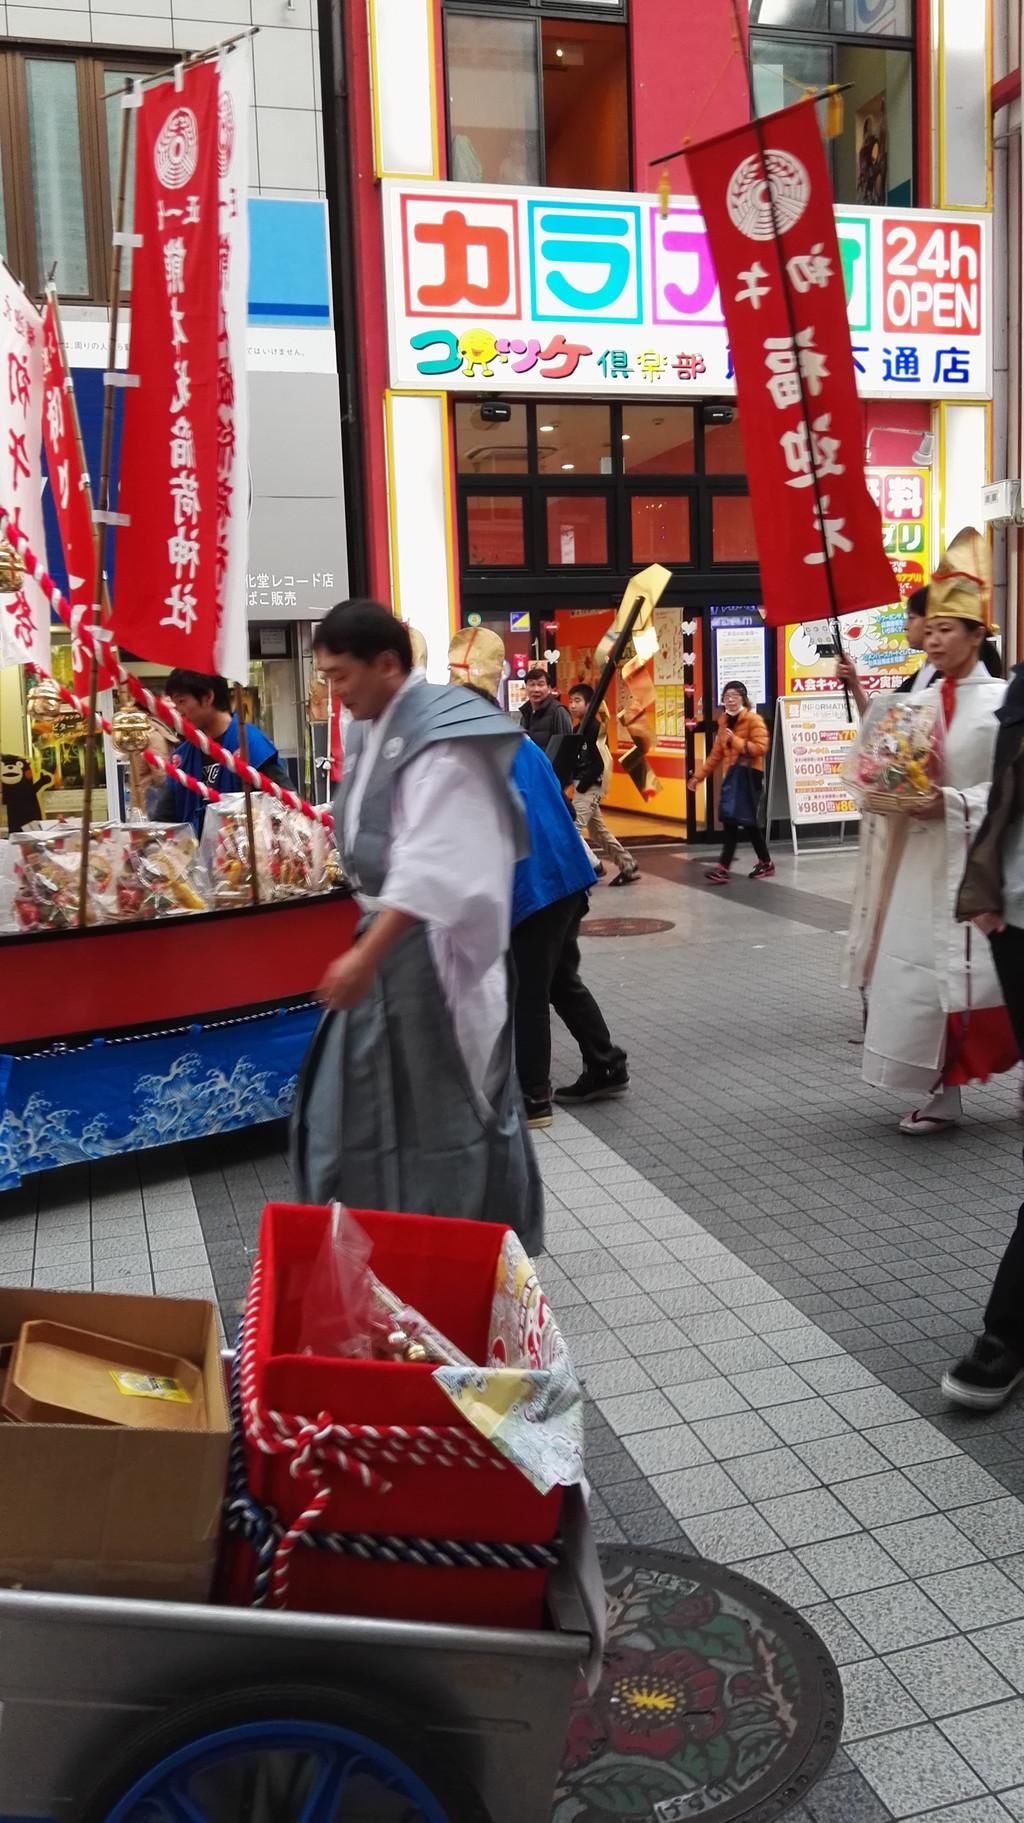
[[382, 180, 990, 402]]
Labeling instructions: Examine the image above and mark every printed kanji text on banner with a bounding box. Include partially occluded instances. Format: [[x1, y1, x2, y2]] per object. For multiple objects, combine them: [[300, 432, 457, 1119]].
[[686, 100, 896, 630]]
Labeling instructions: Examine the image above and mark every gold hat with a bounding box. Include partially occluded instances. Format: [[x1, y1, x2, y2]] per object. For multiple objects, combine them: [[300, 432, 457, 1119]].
[[447, 625, 506, 696], [927, 526, 993, 629]]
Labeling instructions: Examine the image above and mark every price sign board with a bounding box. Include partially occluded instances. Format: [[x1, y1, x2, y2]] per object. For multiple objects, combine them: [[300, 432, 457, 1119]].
[[767, 697, 861, 843]]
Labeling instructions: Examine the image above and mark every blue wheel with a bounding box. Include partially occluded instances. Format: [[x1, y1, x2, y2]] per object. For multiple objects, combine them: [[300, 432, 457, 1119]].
[[75, 1686, 494, 1823]]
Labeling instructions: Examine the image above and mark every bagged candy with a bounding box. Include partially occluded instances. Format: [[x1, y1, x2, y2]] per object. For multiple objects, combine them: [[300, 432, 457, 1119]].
[[845, 695, 945, 813], [12, 824, 121, 931], [259, 798, 331, 900], [198, 795, 270, 906], [112, 823, 206, 921]]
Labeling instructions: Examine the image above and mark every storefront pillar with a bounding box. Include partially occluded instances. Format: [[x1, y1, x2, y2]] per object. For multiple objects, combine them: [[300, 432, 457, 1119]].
[[384, 392, 458, 678]]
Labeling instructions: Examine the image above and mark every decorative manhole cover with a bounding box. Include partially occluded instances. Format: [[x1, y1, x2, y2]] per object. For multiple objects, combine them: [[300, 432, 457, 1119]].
[[554, 1549, 843, 1823], [581, 918, 675, 937]]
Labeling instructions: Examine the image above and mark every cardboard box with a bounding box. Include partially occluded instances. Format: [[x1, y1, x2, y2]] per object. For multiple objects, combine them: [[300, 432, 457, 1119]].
[[0, 1288, 229, 1602]]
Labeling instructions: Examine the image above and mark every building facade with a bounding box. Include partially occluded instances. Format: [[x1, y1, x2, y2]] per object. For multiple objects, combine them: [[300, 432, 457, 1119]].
[[331, 0, 994, 835], [0, 0, 348, 801]]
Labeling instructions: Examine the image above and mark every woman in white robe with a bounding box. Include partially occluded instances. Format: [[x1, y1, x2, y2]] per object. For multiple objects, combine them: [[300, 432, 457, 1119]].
[[847, 529, 1015, 1133]]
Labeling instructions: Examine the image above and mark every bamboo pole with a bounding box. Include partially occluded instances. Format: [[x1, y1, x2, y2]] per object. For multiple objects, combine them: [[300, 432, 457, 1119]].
[[77, 93, 132, 925], [234, 682, 260, 905]]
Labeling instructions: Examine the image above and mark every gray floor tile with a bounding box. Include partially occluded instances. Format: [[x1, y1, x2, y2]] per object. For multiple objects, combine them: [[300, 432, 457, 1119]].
[[762, 1399, 854, 1445], [664, 1377, 750, 1422], [863, 1421, 962, 1469], [796, 1534, 903, 1599], [846, 1723, 984, 1815], [912, 1803, 1018, 1823], [770, 1324, 846, 1364], [829, 1387, 919, 1429], [885, 1637, 1013, 1719], [730, 1364, 816, 1407], [696, 1335, 784, 1375], [906, 1458, 1010, 1511], [758, 1488, 862, 1548], [941, 1701, 1024, 1790], [622, 1426, 711, 1477], [736, 1298, 807, 1332], [951, 1499, 1024, 1559], [835, 1472, 938, 1530], [841, 1658, 927, 1740], [621, 1326, 704, 1361], [803, 1602, 875, 1667], [1003, 1790, 1024, 1822], [723, 1446, 820, 1501], [798, 1356, 880, 1396], [919, 1564, 1024, 1631], [682, 1504, 784, 1563], [973, 1619, 1024, 1693], [648, 1463, 746, 1521], [729, 1549, 826, 1607], [870, 1515, 983, 1579], [596, 1390, 681, 1436], [797, 1434, 897, 1484], [580, 1358, 656, 1399], [807, 1770, 899, 1823], [688, 1410, 780, 1459], [669, 1309, 753, 1346], [838, 1583, 957, 1654]]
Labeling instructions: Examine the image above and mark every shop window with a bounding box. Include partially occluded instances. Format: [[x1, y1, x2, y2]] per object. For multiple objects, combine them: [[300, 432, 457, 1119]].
[[537, 404, 611, 475], [466, 495, 527, 566], [546, 495, 608, 565], [630, 496, 691, 564], [712, 496, 758, 564], [0, 49, 163, 301], [456, 403, 529, 475], [540, 20, 628, 192], [751, 30, 913, 206], [749, 1, 831, 23], [703, 413, 746, 475], [621, 406, 695, 475], [445, 8, 628, 190], [749, 0, 911, 34], [447, 14, 542, 185], [837, 45, 914, 206]]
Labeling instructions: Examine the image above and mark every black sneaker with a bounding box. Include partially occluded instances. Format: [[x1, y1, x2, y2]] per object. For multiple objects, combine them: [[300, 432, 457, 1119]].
[[554, 1060, 629, 1105], [524, 1096, 553, 1130], [942, 1334, 1024, 1410]]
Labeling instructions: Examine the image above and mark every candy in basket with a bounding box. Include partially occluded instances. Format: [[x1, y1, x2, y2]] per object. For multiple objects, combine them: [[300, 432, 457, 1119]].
[[199, 794, 269, 906], [259, 798, 332, 900], [845, 694, 945, 813], [113, 823, 206, 921], [11, 823, 122, 930]]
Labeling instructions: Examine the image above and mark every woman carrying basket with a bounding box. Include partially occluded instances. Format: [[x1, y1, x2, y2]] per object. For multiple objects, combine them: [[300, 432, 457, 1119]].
[[687, 681, 774, 884]]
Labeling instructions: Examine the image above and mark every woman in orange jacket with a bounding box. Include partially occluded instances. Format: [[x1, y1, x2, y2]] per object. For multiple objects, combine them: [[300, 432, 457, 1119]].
[[687, 680, 774, 884]]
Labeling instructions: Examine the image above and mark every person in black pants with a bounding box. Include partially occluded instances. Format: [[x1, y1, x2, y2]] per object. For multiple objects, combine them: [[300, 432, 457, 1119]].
[[947, 663, 1024, 1407]]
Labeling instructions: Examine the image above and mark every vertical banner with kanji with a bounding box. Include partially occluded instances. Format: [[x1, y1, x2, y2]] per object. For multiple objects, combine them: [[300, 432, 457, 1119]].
[[214, 42, 250, 682], [40, 293, 116, 696], [0, 268, 49, 672], [686, 100, 895, 629], [115, 62, 221, 670]]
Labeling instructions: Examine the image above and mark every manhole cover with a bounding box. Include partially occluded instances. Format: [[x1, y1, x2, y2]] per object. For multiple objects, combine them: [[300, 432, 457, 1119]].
[[581, 918, 675, 937], [554, 1549, 843, 1823]]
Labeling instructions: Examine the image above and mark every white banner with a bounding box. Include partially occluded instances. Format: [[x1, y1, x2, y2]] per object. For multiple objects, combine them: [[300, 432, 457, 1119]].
[[0, 266, 49, 672], [214, 41, 251, 683]]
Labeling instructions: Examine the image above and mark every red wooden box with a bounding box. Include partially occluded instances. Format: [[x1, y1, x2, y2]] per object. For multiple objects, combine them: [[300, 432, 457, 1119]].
[[225, 1203, 563, 1629]]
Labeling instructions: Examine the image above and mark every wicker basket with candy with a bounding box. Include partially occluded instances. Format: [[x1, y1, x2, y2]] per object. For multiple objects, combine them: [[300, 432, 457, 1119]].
[[845, 695, 945, 814]]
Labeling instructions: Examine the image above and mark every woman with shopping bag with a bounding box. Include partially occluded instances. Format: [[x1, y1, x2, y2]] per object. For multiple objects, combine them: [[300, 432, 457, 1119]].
[[687, 681, 774, 883]]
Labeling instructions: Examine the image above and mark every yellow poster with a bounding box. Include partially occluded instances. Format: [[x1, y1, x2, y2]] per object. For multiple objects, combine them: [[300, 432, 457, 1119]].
[[783, 466, 930, 698]]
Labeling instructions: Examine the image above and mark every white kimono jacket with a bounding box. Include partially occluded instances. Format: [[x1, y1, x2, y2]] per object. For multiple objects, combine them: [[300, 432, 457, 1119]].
[[847, 666, 1007, 1099]]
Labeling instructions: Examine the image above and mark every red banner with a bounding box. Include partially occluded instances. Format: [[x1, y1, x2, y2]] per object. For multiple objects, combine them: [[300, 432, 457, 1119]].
[[686, 100, 894, 630], [114, 62, 221, 670], [40, 293, 116, 695]]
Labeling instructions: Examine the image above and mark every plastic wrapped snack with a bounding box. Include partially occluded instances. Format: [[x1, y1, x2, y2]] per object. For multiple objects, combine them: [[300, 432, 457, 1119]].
[[113, 823, 206, 921], [198, 794, 270, 906], [259, 798, 331, 900], [845, 695, 945, 813], [11, 823, 121, 931]]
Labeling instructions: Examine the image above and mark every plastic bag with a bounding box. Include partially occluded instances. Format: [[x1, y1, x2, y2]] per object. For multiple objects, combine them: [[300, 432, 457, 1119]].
[[11, 823, 121, 930], [844, 694, 945, 813], [112, 823, 206, 921], [296, 1203, 474, 1365]]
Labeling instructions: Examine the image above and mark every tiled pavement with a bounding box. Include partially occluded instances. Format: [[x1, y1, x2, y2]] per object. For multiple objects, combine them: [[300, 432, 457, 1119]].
[[8, 846, 1024, 1820]]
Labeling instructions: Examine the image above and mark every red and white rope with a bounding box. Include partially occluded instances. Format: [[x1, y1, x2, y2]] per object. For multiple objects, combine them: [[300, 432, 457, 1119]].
[[1, 512, 333, 829], [26, 664, 224, 811]]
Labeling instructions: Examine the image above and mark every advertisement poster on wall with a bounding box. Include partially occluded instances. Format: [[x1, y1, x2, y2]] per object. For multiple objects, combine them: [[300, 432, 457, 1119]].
[[783, 465, 930, 696], [711, 606, 768, 711]]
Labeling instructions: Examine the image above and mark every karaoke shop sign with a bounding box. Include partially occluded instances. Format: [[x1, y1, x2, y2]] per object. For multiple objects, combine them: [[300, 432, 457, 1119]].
[[382, 181, 990, 400]]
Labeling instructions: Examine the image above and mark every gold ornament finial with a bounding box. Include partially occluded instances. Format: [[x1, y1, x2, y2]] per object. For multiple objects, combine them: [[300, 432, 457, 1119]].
[[0, 540, 24, 593]]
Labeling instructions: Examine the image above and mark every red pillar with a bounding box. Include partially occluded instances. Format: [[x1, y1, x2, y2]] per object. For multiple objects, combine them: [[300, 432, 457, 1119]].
[[343, 1, 393, 604], [631, 2, 750, 193]]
